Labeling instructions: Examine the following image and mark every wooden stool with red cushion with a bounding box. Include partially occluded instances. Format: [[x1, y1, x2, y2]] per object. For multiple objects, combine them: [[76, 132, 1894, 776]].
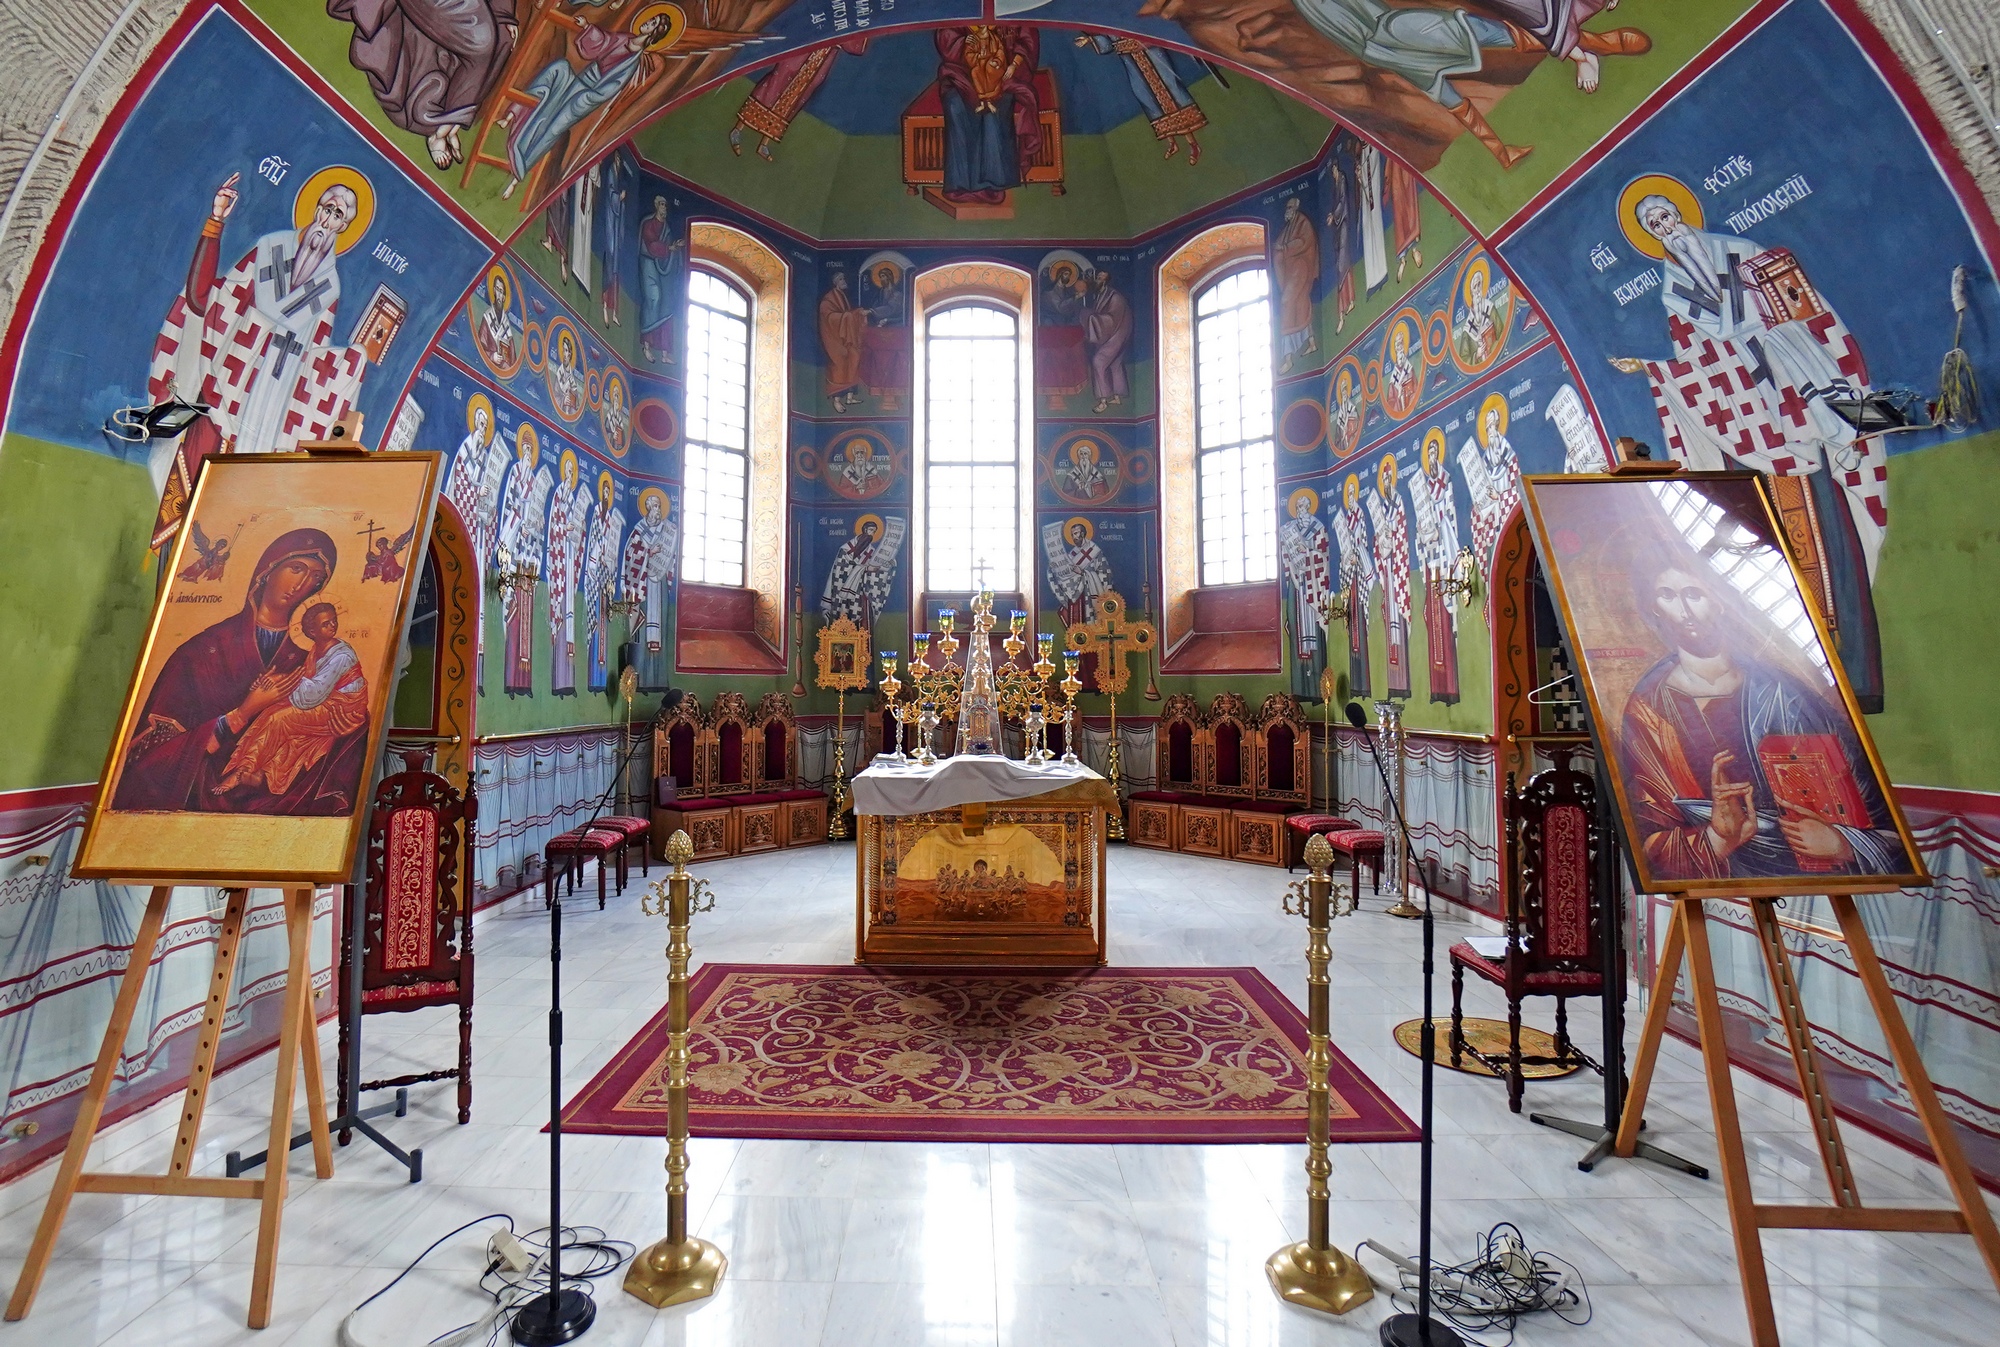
[[1323, 828, 1386, 896], [1449, 750, 1605, 1112], [1285, 814, 1360, 871], [592, 815, 652, 880], [544, 827, 625, 910]]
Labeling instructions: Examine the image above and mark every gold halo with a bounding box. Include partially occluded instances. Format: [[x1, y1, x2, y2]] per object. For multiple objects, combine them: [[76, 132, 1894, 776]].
[[287, 594, 344, 651], [597, 470, 615, 509], [629, 1, 687, 49], [515, 421, 540, 462], [1063, 516, 1093, 541], [1377, 454, 1399, 494], [1288, 486, 1319, 518], [1478, 393, 1511, 446], [638, 486, 671, 519], [854, 513, 884, 537], [485, 262, 514, 307], [1071, 439, 1098, 464], [559, 448, 580, 487], [466, 393, 495, 444], [291, 166, 376, 255], [1619, 174, 1703, 259], [845, 438, 869, 461], [1343, 473, 1361, 507], [1423, 427, 1447, 474], [1461, 254, 1492, 301]]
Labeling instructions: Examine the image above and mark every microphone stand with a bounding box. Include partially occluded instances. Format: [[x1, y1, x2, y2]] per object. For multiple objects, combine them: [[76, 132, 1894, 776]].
[[1347, 703, 1462, 1347]]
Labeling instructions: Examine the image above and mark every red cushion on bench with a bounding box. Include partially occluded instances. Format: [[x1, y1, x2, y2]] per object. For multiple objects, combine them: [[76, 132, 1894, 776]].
[[1449, 942, 1605, 993], [1286, 814, 1359, 833], [547, 828, 623, 852], [592, 815, 651, 837], [660, 798, 732, 813], [772, 788, 827, 802], [1127, 790, 1194, 804], [1323, 829, 1385, 853]]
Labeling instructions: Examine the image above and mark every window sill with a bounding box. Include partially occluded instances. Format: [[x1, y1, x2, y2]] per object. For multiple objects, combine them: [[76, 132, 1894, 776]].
[[1161, 580, 1280, 675]]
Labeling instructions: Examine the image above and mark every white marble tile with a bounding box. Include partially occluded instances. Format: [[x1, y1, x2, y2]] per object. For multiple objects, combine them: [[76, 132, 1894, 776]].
[[820, 1281, 999, 1347], [991, 1198, 1156, 1287], [996, 1283, 1176, 1347], [699, 1194, 849, 1282], [0, 1257, 196, 1347]]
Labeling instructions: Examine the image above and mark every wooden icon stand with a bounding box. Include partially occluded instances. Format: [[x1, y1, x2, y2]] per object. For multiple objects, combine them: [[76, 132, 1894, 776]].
[[1615, 892, 2000, 1346], [6, 883, 333, 1329]]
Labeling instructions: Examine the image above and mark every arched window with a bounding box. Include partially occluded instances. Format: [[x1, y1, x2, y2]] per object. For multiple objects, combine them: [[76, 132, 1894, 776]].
[[1193, 266, 1277, 586], [681, 266, 752, 586], [923, 303, 1022, 591]]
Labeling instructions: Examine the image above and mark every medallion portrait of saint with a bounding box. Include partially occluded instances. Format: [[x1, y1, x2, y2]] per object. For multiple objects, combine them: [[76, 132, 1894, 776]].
[[470, 262, 524, 379], [1449, 252, 1512, 373], [1051, 435, 1120, 505], [600, 367, 632, 457], [1378, 312, 1425, 420], [545, 323, 586, 421]]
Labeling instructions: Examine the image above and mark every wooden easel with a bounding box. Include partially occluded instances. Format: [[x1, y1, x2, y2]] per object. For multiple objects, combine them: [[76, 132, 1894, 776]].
[[1615, 892, 2000, 1345], [5, 882, 332, 1329]]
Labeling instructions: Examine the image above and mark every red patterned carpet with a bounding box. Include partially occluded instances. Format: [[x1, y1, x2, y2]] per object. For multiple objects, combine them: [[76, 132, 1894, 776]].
[[559, 964, 1418, 1144]]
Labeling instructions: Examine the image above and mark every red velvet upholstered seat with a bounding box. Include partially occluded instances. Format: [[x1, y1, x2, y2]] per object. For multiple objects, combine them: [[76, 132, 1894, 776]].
[[1284, 814, 1359, 870], [1447, 943, 1603, 993], [545, 827, 625, 910]]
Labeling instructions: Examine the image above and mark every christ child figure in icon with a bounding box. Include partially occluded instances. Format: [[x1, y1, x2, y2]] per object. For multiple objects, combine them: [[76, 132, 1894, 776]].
[[213, 602, 370, 799]]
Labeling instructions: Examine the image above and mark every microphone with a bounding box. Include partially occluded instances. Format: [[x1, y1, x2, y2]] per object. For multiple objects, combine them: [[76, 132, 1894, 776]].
[[1344, 702, 1462, 1347]]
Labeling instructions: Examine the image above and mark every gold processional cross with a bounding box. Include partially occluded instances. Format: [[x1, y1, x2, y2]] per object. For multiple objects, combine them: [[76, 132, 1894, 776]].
[[1063, 591, 1156, 839]]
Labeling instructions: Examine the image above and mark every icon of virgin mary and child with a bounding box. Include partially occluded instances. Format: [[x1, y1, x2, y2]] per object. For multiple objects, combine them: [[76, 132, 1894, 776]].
[[115, 529, 372, 817]]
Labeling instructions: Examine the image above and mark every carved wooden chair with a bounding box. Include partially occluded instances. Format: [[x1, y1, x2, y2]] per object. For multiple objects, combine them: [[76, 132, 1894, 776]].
[[1449, 749, 1605, 1112], [1204, 692, 1254, 799], [706, 691, 754, 797], [343, 750, 476, 1128], [1153, 693, 1204, 794], [1254, 693, 1311, 806], [751, 692, 798, 792], [654, 692, 706, 799]]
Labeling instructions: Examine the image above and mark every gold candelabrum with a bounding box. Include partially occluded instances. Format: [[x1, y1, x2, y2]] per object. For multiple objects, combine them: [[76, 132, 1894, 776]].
[[1435, 545, 1481, 607], [996, 612, 1059, 764], [877, 654, 908, 765], [1057, 651, 1083, 764], [1265, 832, 1372, 1315], [905, 612, 964, 767], [624, 832, 726, 1308]]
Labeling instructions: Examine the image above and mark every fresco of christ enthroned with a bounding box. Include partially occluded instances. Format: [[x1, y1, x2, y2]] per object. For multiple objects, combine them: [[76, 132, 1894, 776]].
[[902, 25, 1064, 220]]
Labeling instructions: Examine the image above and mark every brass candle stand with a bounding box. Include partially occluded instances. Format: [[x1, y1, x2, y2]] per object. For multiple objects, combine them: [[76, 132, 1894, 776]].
[[905, 616, 963, 766], [625, 832, 726, 1309], [877, 655, 908, 765], [1057, 652, 1083, 765], [997, 613, 1058, 764], [1266, 832, 1372, 1315], [814, 616, 870, 839]]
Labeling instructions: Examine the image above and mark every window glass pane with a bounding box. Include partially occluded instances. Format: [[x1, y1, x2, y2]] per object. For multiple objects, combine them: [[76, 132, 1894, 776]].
[[1193, 267, 1278, 585], [924, 302, 1019, 592], [682, 267, 751, 586]]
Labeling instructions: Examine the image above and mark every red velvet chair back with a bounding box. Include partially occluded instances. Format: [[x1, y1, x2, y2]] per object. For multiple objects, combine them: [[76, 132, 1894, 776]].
[[1505, 748, 1603, 975], [655, 693, 705, 796], [707, 692, 752, 796], [359, 751, 474, 1006], [1254, 693, 1310, 805], [752, 692, 798, 792], [1204, 692, 1253, 797], [1157, 693, 1202, 790]]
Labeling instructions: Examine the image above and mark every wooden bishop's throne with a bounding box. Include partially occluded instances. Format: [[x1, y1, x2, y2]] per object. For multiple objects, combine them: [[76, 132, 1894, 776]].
[[1448, 747, 1604, 1112]]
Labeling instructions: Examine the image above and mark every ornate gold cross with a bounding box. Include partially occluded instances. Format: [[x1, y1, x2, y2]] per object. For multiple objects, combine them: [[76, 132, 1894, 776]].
[[1063, 590, 1156, 696]]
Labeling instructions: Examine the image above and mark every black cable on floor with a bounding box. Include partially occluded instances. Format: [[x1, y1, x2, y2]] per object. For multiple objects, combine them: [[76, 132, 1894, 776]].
[[1366, 1221, 1592, 1346]]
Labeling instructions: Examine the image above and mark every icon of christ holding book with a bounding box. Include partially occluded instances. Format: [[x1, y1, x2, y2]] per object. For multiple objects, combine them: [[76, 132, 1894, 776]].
[[1617, 539, 1910, 882]]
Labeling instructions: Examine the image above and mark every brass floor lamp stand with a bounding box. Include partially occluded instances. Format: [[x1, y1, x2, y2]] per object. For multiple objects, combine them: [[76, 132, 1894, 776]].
[[1266, 835, 1373, 1314], [625, 832, 727, 1307], [1615, 893, 2000, 1346]]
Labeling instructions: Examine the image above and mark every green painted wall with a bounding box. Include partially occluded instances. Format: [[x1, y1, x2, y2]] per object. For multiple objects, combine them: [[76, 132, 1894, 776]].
[[0, 436, 158, 791], [1866, 435, 2000, 793]]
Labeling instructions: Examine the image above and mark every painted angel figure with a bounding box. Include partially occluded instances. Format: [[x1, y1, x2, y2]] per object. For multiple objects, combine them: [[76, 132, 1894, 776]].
[[1042, 518, 1113, 627], [362, 524, 416, 583], [177, 520, 230, 582]]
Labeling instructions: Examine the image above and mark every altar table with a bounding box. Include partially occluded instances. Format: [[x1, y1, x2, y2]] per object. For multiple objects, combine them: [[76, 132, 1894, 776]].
[[852, 758, 1116, 967]]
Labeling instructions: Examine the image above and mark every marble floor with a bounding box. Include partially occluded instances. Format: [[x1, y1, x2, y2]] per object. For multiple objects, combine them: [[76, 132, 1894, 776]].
[[2, 844, 1995, 1347]]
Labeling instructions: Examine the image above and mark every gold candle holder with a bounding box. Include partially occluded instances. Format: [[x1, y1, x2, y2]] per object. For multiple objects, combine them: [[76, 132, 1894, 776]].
[[878, 654, 906, 766], [1059, 651, 1082, 765], [828, 684, 851, 841], [625, 832, 726, 1308], [1266, 833, 1371, 1316]]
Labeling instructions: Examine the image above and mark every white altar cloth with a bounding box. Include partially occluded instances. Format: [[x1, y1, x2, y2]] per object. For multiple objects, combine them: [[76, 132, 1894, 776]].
[[850, 756, 1105, 817]]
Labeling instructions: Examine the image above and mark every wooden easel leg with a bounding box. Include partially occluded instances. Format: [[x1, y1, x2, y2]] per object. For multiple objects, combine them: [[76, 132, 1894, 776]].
[[1831, 894, 2000, 1291], [247, 887, 313, 1329], [1683, 900, 1780, 1347], [168, 889, 248, 1179], [1614, 896, 1685, 1156], [298, 972, 334, 1180], [6, 886, 173, 1321], [1749, 899, 1858, 1206]]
